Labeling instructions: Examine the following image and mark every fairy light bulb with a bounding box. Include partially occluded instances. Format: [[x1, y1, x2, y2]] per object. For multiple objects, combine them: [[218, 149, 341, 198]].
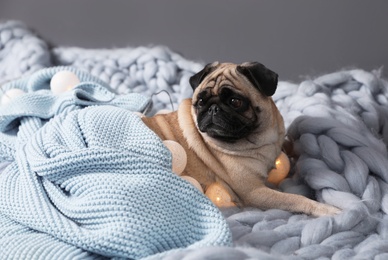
[[267, 151, 290, 186], [205, 183, 236, 208], [50, 70, 80, 94], [162, 140, 187, 175], [162, 140, 206, 194], [1, 88, 26, 106], [181, 176, 204, 193]]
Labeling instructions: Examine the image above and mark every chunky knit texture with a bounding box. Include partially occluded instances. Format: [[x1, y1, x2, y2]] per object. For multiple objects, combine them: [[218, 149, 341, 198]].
[[2, 20, 388, 259]]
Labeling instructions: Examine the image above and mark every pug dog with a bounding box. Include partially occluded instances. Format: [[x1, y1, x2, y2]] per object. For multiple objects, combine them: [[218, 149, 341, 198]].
[[142, 62, 340, 217]]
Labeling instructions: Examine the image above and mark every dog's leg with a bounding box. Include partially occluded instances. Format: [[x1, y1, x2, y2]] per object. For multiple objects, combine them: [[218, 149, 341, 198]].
[[242, 186, 340, 217]]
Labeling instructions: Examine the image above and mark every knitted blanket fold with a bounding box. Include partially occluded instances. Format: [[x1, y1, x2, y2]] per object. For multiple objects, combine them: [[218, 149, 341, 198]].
[[0, 67, 232, 259], [2, 20, 388, 259]]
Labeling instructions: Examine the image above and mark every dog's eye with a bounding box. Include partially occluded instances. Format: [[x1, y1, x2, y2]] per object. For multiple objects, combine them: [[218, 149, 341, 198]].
[[230, 98, 242, 108], [197, 98, 205, 107]]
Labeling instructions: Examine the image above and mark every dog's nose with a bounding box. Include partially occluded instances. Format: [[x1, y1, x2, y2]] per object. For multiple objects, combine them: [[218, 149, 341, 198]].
[[208, 104, 219, 115]]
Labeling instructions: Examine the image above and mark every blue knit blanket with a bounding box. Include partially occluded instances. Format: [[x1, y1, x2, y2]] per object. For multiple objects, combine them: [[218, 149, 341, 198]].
[[3, 20, 388, 259], [0, 67, 231, 259]]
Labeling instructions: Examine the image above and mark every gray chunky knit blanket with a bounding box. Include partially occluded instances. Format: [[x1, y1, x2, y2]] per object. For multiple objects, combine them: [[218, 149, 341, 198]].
[[2, 20, 388, 259]]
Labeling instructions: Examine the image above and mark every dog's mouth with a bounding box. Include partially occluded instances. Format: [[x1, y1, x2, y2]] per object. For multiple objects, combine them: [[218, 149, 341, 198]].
[[198, 116, 257, 143], [202, 126, 245, 142], [200, 124, 235, 142]]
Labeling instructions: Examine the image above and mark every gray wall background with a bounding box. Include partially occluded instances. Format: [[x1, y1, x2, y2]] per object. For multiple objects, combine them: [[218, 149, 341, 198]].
[[1, 0, 387, 82]]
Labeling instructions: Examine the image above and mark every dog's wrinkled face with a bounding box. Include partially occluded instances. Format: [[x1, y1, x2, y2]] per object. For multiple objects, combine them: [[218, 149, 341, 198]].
[[189, 62, 279, 146], [194, 83, 257, 142]]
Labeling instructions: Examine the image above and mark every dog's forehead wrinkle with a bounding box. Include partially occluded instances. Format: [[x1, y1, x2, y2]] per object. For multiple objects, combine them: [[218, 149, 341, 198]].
[[215, 74, 224, 87], [201, 84, 221, 96], [219, 85, 246, 97], [208, 69, 232, 84]]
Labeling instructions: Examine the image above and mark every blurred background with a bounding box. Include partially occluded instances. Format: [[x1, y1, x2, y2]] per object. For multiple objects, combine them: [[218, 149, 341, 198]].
[[1, 0, 387, 82]]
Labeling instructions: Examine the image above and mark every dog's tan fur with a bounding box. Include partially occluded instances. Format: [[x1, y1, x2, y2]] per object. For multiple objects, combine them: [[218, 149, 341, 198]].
[[142, 63, 340, 217]]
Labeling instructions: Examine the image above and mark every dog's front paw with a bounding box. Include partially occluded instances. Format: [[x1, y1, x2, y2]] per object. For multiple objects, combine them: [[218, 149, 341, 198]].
[[312, 203, 341, 217]]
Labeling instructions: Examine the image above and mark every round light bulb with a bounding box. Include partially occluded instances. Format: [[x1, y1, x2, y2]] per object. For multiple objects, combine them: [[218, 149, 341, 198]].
[[267, 151, 291, 186], [181, 176, 204, 193], [162, 140, 187, 175], [205, 182, 236, 208], [1, 88, 26, 106], [50, 70, 80, 94]]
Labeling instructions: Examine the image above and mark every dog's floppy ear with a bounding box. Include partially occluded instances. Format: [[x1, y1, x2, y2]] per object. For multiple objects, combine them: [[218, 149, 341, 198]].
[[236, 62, 278, 96], [189, 62, 219, 90]]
